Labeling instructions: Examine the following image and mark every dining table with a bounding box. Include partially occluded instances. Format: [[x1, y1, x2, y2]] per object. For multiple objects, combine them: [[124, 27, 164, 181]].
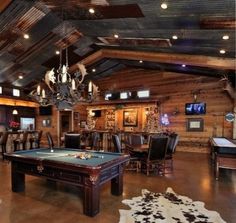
[[125, 143, 149, 153]]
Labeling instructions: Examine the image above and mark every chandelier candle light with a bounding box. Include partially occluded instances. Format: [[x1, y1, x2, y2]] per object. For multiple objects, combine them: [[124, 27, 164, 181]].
[[30, 48, 98, 109], [30, 14, 98, 109]]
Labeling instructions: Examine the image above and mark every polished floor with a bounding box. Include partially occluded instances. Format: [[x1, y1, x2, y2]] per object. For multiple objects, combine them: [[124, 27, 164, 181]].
[[0, 152, 235, 223]]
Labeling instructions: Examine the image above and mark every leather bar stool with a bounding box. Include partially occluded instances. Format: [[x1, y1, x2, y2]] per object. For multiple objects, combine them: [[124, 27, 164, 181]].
[[0, 132, 9, 160], [13, 132, 28, 151], [64, 133, 81, 149], [29, 130, 43, 149], [46, 132, 54, 149]]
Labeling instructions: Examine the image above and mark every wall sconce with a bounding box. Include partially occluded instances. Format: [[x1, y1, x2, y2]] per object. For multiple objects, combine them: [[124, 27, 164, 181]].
[[172, 107, 180, 116], [192, 89, 201, 102]]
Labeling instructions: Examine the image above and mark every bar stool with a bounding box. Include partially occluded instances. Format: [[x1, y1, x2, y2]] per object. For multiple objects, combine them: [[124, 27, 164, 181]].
[[0, 132, 9, 160], [86, 132, 100, 150], [112, 134, 122, 153], [64, 133, 81, 149], [46, 132, 54, 149], [29, 130, 43, 149], [13, 132, 28, 151]]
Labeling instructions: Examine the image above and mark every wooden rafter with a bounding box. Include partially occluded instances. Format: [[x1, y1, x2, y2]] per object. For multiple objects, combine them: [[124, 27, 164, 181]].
[[72, 49, 235, 71]]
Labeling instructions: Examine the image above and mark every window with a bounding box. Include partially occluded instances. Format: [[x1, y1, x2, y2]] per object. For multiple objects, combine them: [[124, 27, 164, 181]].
[[137, 90, 149, 98], [0, 86, 2, 94], [13, 89, 20, 97], [105, 93, 112, 100], [120, 91, 131, 99]]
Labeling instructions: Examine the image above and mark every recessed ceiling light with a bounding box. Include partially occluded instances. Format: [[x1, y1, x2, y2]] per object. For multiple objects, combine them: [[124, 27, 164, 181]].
[[23, 34, 29, 39], [92, 68, 96, 72], [161, 3, 168, 9], [19, 75, 23, 79], [220, 49, 226, 54], [222, 35, 229, 40], [114, 34, 119, 39], [172, 35, 178, 40], [139, 60, 143, 63], [89, 8, 95, 14], [55, 50, 60, 55], [182, 64, 186, 67]]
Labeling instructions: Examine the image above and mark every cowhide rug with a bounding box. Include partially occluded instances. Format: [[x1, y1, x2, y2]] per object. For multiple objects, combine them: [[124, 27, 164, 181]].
[[119, 188, 226, 223]]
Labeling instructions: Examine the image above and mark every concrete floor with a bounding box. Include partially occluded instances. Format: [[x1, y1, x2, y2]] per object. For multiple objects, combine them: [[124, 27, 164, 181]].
[[0, 152, 235, 223]]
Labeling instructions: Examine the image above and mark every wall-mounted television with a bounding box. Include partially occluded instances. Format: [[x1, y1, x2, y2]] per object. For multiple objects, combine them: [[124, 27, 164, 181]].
[[39, 106, 52, 116], [185, 102, 206, 115]]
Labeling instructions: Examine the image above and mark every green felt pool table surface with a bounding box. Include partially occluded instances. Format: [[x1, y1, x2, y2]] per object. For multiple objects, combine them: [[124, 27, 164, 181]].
[[12, 148, 122, 166]]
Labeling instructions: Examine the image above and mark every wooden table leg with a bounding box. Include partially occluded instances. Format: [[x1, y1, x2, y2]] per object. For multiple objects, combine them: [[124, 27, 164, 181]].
[[83, 176, 100, 217], [111, 166, 124, 195], [12, 162, 25, 192]]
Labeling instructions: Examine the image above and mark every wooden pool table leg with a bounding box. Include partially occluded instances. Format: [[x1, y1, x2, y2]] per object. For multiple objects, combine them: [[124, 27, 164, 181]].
[[111, 166, 124, 195], [11, 162, 25, 192], [83, 177, 100, 217]]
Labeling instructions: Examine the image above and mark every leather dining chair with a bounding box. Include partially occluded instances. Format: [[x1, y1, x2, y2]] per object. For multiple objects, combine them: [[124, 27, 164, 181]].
[[64, 133, 81, 149], [125, 134, 145, 172], [141, 136, 169, 176], [165, 134, 179, 172], [13, 131, 28, 151], [112, 134, 122, 153], [46, 132, 54, 149], [129, 134, 144, 145], [0, 132, 9, 160]]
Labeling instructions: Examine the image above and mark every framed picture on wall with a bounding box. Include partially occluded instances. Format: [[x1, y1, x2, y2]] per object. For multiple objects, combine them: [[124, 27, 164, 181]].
[[186, 118, 204, 132], [123, 109, 138, 127], [80, 120, 87, 128]]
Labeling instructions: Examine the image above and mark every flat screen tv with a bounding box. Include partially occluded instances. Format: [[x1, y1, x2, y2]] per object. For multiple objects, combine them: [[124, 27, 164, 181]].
[[39, 106, 52, 116], [185, 102, 206, 115]]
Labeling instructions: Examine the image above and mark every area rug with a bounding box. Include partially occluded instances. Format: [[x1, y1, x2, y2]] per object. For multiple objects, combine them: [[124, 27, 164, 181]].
[[119, 188, 226, 223]]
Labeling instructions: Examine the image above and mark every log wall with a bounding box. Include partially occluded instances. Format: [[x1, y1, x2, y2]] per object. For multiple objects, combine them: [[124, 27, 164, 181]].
[[91, 68, 233, 153], [34, 68, 233, 153]]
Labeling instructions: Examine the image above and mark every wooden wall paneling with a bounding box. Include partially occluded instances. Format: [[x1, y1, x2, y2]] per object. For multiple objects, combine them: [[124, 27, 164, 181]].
[[95, 68, 234, 153], [72, 104, 87, 131], [36, 106, 57, 147]]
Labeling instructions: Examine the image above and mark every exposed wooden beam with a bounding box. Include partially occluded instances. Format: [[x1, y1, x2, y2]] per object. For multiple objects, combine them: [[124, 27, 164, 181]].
[[0, 0, 12, 13], [72, 49, 235, 71], [0, 97, 38, 107], [200, 17, 236, 29], [70, 50, 103, 72], [99, 49, 235, 70]]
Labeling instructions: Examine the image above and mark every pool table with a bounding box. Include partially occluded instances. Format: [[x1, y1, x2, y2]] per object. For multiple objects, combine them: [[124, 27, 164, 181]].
[[4, 148, 130, 217]]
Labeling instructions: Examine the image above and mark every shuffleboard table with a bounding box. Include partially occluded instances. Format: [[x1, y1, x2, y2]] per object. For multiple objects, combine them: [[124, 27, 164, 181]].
[[210, 137, 236, 180], [5, 148, 130, 217]]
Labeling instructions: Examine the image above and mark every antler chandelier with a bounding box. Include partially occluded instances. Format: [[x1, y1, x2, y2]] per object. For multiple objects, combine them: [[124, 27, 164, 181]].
[[30, 48, 98, 109]]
